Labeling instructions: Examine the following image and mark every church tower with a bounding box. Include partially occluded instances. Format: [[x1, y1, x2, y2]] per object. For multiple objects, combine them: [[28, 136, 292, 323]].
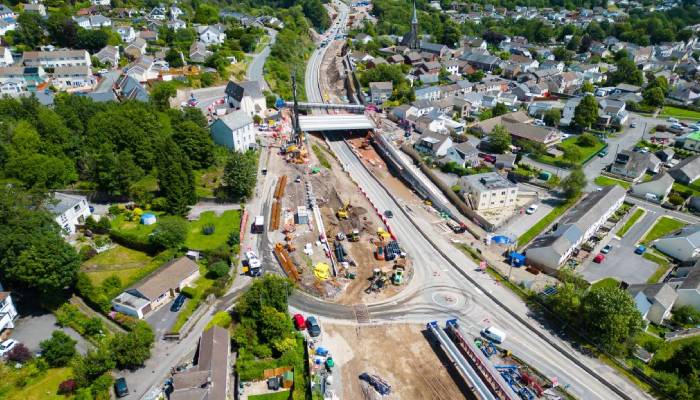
[[401, 1, 420, 50]]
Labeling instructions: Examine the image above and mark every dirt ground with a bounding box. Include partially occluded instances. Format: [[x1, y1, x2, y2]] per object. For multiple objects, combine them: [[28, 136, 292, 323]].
[[322, 323, 471, 400], [268, 132, 413, 303]]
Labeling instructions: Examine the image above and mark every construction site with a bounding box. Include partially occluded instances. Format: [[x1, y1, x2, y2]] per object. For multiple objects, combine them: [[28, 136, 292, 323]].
[[265, 86, 412, 304]]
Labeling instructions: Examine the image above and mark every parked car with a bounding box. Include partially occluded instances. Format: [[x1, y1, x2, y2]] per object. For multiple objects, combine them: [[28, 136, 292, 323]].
[[0, 339, 17, 357], [170, 293, 186, 312], [295, 175, 301, 183], [306, 316, 321, 337], [601, 244, 613, 254], [668, 117, 679, 123], [114, 377, 129, 398], [384, 210, 394, 218], [630, 122, 637, 128], [635, 245, 647, 255], [293, 314, 306, 330], [526, 204, 538, 214], [598, 149, 608, 157], [593, 253, 605, 263]]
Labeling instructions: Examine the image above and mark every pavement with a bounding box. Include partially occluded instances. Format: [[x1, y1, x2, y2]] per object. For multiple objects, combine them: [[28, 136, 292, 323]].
[[11, 313, 89, 355], [246, 28, 277, 91]]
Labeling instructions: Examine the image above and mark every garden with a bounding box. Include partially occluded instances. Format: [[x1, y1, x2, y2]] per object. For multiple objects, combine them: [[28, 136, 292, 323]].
[[593, 175, 631, 189], [640, 216, 687, 245], [659, 105, 700, 120], [616, 208, 646, 237], [533, 134, 606, 168]]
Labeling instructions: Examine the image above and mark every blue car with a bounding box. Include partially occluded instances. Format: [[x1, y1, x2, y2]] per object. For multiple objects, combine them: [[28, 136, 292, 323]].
[[635, 245, 646, 255], [170, 294, 186, 312]]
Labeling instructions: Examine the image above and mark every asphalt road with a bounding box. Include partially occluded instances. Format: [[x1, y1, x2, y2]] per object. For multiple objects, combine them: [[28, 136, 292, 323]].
[[246, 27, 278, 91]]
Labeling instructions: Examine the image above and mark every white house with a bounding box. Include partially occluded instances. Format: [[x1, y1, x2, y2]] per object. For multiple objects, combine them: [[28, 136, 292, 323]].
[[626, 283, 677, 325], [91, 0, 111, 6], [526, 185, 626, 274], [0, 47, 13, 67], [52, 65, 96, 90], [112, 257, 200, 319], [444, 142, 479, 168], [73, 14, 112, 30], [654, 224, 700, 262], [115, 25, 136, 43], [125, 56, 157, 82], [0, 18, 16, 35], [224, 80, 266, 117], [0, 287, 18, 335], [197, 24, 226, 45], [94, 45, 119, 66], [210, 110, 256, 152], [0, 4, 16, 20], [414, 132, 452, 157], [47, 192, 92, 235], [460, 172, 518, 211], [124, 37, 147, 59], [23, 50, 92, 68], [631, 172, 673, 203], [676, 264, 700, 311]]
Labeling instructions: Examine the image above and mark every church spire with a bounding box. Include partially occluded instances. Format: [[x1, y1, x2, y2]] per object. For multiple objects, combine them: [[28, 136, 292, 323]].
[[412, 1, 418, 24]]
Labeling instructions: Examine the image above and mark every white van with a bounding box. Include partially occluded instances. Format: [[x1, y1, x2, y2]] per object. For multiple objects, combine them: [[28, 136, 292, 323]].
[[481, 326, 507, 343]]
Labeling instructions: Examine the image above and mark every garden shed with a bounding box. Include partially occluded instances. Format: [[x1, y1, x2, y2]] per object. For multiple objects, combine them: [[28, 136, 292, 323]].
[[141, 212, 157, 225]]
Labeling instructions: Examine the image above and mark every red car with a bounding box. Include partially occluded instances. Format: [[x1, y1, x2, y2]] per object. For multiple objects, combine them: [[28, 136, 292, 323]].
[[593, 254, 605, 263], [293, 314, 306, 330]]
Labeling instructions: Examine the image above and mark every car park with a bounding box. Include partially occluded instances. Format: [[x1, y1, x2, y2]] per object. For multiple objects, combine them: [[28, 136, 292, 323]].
[[114, 377, 129, 398], [601, 244, 613, 254], [526, 204, 538, 214], [306, 316, 321, 337], [593, 253, 605, 263], [0, 339, 17, 357]]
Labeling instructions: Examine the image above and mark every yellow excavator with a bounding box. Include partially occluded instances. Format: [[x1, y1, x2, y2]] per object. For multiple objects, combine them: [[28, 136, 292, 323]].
[[336, 201, 350, 219]]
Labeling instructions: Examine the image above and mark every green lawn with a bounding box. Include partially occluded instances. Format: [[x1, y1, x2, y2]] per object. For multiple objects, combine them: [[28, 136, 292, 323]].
[[81, 245, 154, 286], [518, 197, 579, 247], [185, 210, 241, 251], [643, 250, 671, 284], [594, 175, 631, 189], [672, 178, 700, 196], [591, 277, 620, 290], [616, 208, 646, 237], [248, 391, 291, 400], [660, 106, 700, 120], [312, 144, 332, 169], [534, 136, 606, 168], [0, 364, 72, 400], [194, 166, 224, 198], [641, 216, 687, 245], [111, 212, 159, 242]]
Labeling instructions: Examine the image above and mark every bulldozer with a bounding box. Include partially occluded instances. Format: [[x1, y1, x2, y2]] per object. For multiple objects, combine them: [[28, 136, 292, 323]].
[[336, 201, 351, 219]]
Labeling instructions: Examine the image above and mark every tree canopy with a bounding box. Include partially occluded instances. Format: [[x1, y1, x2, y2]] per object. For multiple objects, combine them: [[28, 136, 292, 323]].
[[573, 95, 598, 130], [222, 151, 258, 201]]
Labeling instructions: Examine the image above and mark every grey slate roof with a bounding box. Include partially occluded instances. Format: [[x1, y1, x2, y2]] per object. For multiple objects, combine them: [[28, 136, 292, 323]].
[[627, 283, 677, 310], [218, 109, 253, 131], [681, 262, 700, 290], [46, 192, 86, 215], [669, 155, 700, 184]]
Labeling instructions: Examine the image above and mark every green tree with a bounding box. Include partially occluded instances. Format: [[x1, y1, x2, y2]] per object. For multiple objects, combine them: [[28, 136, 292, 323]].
[[109, 321, 154, 369], [563, 146, 583, 162], [194, 4, 219, 24], [581, 286, 644, 354], [150, 82, 176, 111], [608, 56, 643, 86], [543, 108, 561, 127], [72, 345, 116, 388], [40, 331, 77, 367], [576, 132, 598, 147], [222, 151, 258, 201], [559, 167, 587, 198], [207, 261, 230, 278], [14, 13, 45, 48], [171, 120, 215, 170], [165, 48, 184, 68], [643, 87, 665, 107], [671, 305, 700, 328], [489, 124, 512, 154], [302, 0, 331, 30], [581, 81, 595, 94], [492, 102, 508, 117], [156, 138, 197, 216], [574, 95, 599, 130], [149, 216, 188, 249], [259, 306, 293, 343]]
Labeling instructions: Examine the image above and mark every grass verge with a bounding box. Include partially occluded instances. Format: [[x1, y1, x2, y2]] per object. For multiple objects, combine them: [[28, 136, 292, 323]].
[[594, 175, 631, 189], [517, 196, 579, 247], [591, 277, 620, 290], [616, 208, 645, 237], [660, 106, 700, 120], [641, 216, 687, 245], [643, 250, 671, 283], [185, 210, 241, 252], [312, 144, 332, 169]]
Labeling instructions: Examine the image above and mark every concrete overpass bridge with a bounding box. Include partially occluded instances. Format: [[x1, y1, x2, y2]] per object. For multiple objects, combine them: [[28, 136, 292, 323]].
[[298, 114, 374, 132], [276, 99, 366, 113]]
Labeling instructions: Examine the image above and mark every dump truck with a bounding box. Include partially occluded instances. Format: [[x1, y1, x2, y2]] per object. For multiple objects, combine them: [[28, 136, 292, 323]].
[[252, 216, 264, 234]]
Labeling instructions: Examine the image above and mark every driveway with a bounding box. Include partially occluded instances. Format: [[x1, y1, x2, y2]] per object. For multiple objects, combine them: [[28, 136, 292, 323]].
[[187, 201, 241, 220], [497, 198, 554, 239], [578, 208, 661, 284], [11, 313, 89, 355], [145, 299, 182, 339]]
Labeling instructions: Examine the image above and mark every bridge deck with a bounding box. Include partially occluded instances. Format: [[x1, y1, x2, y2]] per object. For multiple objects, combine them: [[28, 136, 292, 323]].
[[299, 114, 375, 132]]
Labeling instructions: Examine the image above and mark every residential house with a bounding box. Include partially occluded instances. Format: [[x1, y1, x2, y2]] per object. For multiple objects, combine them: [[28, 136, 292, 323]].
[[0, 47, 13, 67], [354, 33, 372, 45], [52, 65, 95, 90], [441, 60, 461, 76], [526, 185, 626, 274], [631, 172, 674, 203], [126, 56, 156, 82], [460, 52, 503, 72], [460, 172, 518, 210], [124, 37, 148, 59], [510, 54, 539, 72], [22, 3, 46, 17], [115, 25, 136, 43], [669, 155, 700, 185], [0, 4, 15, 20], [224, 80, 266, 117], [0, 66, 46, 94], [540, 60, 564, 72], [682, 131, 700, 152], [197, 24, 226, 46], [91, 0, 111, 6], [675, 262, 700, 310], [369, 81, 393, 105], [597, 98, 629, 127], [610, 150, 661, 181], [148, 6, 167, 20], [627, 283, 677, 324], [473, 111, 561, 148], [420, 42, 450, 58], [189, 41, 211, 63], [167, 19, 186, 31], [114, 73, 148, 102], [171, 326, 231, 400], [669, 85, 700, 105], [210, 110, 255, 152], [111, 257, 200, 319], [445, 142, 479, 167], [654, 224, 700, 262], [23, 50, 91, 68], [139, 30, 158, 43], [0, 288, 18, 336], [73, 14, 111, 29], [94, 45, 119, 66], [47, 192, 92, 235], [414, 132, 452, 157], [414, 86, 441, 101]]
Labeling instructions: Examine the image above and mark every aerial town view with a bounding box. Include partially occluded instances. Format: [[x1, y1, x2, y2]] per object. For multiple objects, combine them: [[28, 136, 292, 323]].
[[3, 0, 700, 399]]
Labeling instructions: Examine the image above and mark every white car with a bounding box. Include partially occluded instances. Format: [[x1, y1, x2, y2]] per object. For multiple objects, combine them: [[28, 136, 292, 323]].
[[668, 117, 679, 123], [244, 251, 262, 270], [0, 339, 18, 357], [481, 326, 507, 343], [526, 204, 539, 214]]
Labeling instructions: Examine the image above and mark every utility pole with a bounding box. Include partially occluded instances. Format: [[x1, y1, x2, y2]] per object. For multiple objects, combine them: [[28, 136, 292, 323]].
[[291, 69, 301, 146]]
